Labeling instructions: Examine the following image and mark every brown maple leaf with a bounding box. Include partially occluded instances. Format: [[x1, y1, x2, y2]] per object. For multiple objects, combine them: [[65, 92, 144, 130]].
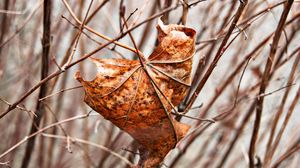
[[75, 20, 196, 168]]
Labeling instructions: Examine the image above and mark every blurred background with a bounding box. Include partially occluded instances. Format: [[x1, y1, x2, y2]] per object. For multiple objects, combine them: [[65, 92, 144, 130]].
[[0, 0, 300, 167]]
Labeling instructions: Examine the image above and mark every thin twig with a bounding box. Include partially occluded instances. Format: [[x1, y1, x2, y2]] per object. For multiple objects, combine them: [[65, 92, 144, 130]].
[[21, 1, 52, 167], [184, 0, 248, 114], [62, 0, 140, 55], [248, 1, 294, 167], [41, 133, 134, 166], [0, 161, 11, 168], [271, 139, 300, 168], [264, 52, 300, 166], [63, 0, 94, 67], [0, 97, 36, 117], [0, 1, 44, 48], [39, 85, 82, 101], [0, 112, 92, 159]]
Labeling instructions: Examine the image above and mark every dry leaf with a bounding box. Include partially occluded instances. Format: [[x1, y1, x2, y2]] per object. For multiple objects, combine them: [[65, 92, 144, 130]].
[[75, 20, 196, 168]]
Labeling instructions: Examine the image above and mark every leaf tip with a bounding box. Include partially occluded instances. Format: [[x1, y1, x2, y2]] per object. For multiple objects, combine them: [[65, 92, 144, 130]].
[[157, 17, 168, 33], [156, 18, 196, 42]]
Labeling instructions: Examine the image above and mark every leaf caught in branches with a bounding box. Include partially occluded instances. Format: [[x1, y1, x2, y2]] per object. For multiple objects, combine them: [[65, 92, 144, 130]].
[[75, 20, 196, 167]]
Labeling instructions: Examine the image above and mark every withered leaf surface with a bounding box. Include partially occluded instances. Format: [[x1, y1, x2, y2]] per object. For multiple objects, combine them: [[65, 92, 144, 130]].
[[75, 20, 196, 168]]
